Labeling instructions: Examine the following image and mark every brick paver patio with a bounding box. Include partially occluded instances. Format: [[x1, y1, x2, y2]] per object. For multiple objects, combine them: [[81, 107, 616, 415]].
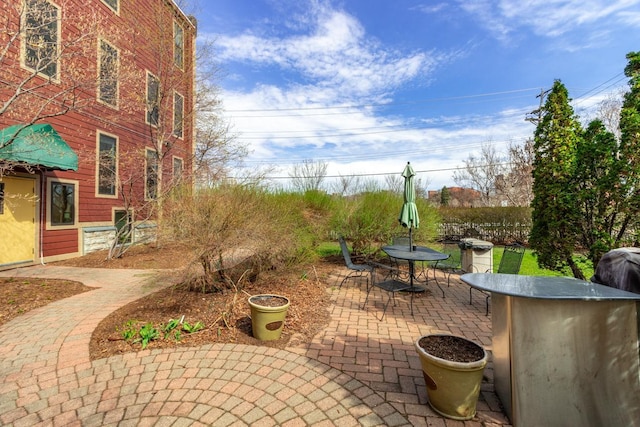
[[0, 264, 511, 426]]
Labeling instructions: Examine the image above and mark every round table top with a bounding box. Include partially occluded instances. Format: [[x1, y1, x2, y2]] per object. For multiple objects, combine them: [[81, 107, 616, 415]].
[[381, 245, 449, 262]]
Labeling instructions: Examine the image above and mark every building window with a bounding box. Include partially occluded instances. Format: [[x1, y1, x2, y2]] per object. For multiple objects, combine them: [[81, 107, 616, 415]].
[[173, 92, 184, 138], [145, 149, 158, 200], [173, 157, 183, 183], [23, 0, 60, 79], [101, 0, 118, 12], [50, 181, 75, 225], [98, 40, 118, 107], [174, 21, 184, 69], [146, 72, 160, 126], [114, 210, 132, 244], [98, 133, 117, 196], [0, 183, 4, 215]]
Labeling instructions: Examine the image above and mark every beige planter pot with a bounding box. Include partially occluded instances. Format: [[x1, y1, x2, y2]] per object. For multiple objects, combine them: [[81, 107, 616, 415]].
[[415, 334, 488, 420], [248, 294, 290, 341]]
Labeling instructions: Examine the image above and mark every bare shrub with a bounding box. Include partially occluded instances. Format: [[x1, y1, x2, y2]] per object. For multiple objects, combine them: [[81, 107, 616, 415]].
[[163, 184, 301, 292]]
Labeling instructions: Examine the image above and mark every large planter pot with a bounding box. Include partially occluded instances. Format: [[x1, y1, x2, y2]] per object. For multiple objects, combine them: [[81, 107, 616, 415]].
[[248, 294, 290, 341], [415, 334, 488, 420]]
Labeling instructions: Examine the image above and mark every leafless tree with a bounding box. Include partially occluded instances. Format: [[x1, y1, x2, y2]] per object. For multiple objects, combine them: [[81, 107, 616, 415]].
[[453, 141, 507, 206], [173, 0, 247, 187], [593, 90, 624, 140], [496, 139, 534, 206], [385, 173, 403, 194], [331, 174, 364, 196], [193, 61, 247, 186], [289, 159, 328, 192]]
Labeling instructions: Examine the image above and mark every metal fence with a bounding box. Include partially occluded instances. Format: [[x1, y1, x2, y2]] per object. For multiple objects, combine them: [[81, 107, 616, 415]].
[[439, 221, 531, 245]]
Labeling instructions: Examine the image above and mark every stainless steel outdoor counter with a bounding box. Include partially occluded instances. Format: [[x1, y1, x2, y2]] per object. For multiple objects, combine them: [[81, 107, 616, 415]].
[[461, 273, 640, 427]]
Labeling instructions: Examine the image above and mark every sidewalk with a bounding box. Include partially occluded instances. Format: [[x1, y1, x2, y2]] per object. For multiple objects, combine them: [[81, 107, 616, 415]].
[[0, 265, 511, 426]]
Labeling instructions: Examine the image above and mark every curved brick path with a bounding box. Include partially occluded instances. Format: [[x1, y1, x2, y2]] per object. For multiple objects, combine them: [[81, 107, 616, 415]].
[[0, 265, 511, 426]]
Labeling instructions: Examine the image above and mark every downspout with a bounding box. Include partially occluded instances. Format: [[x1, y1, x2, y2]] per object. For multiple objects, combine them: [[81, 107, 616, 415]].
[[39, 170, 46, 265]]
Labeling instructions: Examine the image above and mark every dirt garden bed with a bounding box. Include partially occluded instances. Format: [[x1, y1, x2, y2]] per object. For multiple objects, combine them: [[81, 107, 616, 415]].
[[1, 243, 338, 361]]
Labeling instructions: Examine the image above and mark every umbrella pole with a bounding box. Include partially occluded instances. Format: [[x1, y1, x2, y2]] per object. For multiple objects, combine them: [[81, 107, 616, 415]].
[[409, 224, 413, 251]]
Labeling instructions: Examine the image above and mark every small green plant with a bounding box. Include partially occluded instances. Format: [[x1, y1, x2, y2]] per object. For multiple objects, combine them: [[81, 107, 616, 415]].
[[173, 330, 182, 342], [163, 318, 180, 339], [120, 320, 137, 341], [137, 323, 159, 349], [182, 321, 204, 333]]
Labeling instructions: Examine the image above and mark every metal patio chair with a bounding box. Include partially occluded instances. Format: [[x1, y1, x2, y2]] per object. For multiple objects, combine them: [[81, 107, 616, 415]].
[[388, 235, 412, 281], [362, 261, 411, 321], [431, 240, 463, 287], [338, 236, 373, 290], [470, 243, 525, 315]]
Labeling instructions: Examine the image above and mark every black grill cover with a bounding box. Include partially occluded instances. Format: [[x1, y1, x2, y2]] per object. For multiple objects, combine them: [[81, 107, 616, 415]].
[[591, 247, 640, 294]]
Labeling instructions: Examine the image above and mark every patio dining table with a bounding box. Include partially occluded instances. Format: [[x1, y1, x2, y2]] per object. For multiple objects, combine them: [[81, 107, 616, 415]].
[[381, 244, 449, 297]]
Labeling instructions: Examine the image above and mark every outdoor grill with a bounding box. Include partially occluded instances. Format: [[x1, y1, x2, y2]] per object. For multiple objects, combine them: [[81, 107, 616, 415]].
[[591, 247, 640, 294]]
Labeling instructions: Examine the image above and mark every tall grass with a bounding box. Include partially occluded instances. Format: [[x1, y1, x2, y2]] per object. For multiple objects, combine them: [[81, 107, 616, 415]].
[[164, 184, 594, 281], [329, 191, 440, 255]]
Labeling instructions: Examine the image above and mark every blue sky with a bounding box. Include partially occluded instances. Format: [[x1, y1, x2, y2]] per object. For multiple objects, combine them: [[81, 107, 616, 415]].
[[193, 0, 639, 191]]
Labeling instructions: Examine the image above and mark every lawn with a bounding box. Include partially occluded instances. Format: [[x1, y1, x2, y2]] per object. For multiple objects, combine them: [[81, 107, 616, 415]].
[[493, 246, 594, 278], [319, 241, 594, 278]]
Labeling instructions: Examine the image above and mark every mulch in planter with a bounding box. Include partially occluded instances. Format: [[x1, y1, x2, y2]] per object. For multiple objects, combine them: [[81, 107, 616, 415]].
[[419, 335, 484, 363]]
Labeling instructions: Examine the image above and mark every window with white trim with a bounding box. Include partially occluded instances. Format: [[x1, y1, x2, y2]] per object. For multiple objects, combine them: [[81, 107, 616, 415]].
[[173, 157, 183, 183], [50, 181, 75, 226], [174, 21, 184, 69], [145, 149, 158, 200], [23, 0, 60, 79], [97, 133, 117, 196], [173, 92, 184, 138], [146, 72, 160, 126], [101, 0, 118, 13], [114, 210, 132, 244], [98, 39, 118, 107]]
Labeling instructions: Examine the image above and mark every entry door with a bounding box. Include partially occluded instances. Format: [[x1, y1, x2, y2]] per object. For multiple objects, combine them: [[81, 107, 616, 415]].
[[0, 177, 36, 265]]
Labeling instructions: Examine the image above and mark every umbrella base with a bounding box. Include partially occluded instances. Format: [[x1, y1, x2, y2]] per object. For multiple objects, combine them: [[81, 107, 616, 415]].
[[402, 286, 426, 293]]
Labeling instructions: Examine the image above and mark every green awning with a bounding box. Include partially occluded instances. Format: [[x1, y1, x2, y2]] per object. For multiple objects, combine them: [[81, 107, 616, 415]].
[[0, 124, 78, 171]]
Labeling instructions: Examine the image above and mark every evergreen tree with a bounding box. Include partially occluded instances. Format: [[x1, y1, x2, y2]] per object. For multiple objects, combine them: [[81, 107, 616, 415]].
[[440, 186, 450, 206], [574, 120, 620, 266], [530, 80, 585, 279], [618, 51, 640, 244]]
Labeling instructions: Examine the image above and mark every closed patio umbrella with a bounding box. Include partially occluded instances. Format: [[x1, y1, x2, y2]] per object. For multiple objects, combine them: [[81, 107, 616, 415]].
[[398, 162, 419, 251]]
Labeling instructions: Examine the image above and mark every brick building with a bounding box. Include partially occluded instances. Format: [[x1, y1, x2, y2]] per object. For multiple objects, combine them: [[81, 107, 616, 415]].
[[0, 0, 196, 267], [428, 187, 482, 207]]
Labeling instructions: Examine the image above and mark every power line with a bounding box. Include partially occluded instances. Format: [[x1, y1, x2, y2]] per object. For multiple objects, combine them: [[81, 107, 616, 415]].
[[573, 73, 626, 103], [240, 136, 530, 166], [222, 74, 627, 141], [233, 108, 531, 138], [237, 162, 516, 180], [221, 88, 542, 114]]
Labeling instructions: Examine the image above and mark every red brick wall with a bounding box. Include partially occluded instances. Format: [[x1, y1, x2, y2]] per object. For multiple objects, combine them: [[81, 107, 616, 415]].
[[0, 0, 196, 259]]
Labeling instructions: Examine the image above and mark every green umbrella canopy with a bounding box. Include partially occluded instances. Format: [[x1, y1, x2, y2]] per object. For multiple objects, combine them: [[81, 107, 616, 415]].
[[0, 124, 78, 171], [398, 162, 419, 229]]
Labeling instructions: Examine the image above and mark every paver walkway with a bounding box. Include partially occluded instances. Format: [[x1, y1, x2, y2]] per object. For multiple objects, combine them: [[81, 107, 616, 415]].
[[0, 265, 511, 426]]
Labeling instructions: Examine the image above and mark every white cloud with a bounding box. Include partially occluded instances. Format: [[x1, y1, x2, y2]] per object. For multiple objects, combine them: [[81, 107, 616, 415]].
[[205, 2, 539, 189], [213, 7, 453, 101], [456, 0, 640, 41], [412, 3, 450, 14]]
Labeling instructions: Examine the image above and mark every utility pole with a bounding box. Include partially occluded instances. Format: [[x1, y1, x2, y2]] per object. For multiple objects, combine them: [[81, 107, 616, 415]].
[[525, 88, 551, 125]]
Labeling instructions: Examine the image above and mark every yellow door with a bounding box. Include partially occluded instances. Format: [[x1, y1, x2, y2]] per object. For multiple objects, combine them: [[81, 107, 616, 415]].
[[0, 177, 36, 265]]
